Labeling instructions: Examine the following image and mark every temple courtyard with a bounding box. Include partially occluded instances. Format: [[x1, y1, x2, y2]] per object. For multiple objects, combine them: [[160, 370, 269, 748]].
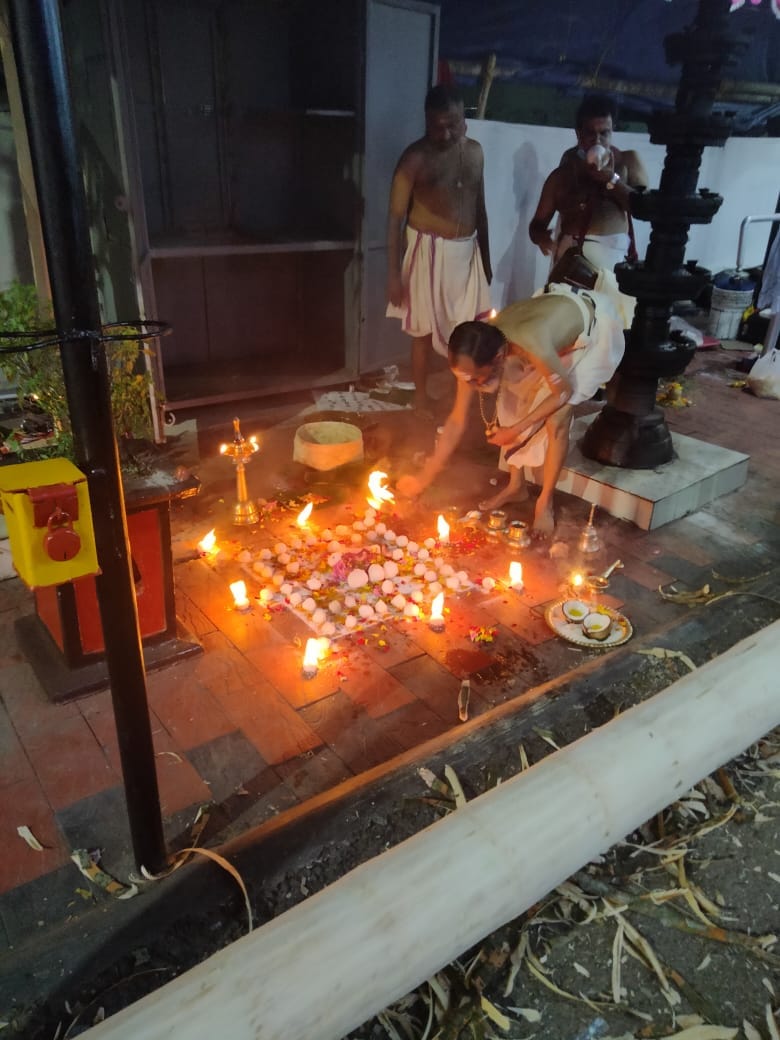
[[1, 342, 779, 1036]]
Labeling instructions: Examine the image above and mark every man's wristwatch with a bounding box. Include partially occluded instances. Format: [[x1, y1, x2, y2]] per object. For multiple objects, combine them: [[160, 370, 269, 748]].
[[605, 172, 620, 191]]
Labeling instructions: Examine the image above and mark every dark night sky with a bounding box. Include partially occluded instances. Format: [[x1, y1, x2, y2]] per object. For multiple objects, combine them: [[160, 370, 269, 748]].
[[438, 0, 780, 87]]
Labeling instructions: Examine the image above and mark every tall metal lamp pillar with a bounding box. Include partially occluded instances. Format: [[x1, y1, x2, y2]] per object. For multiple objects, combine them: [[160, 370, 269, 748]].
[[221, 418, 260, 525], [582, 0, 745, 468]]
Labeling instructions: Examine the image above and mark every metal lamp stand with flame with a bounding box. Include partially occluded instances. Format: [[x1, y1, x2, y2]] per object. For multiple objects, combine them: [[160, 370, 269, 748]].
[[220, 417, 260, 526]]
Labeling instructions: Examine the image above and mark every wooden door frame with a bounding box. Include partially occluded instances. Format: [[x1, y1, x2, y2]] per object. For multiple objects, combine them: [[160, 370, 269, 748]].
[[105, 0, 168, 438], [357, 0, 439, 374]]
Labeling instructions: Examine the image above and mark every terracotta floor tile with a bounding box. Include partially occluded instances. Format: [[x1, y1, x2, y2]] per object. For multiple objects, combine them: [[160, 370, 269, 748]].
[[389, 656, 467, 724], [245, 642, 340, 709], [645, 526, 717, 567], [607, 552, 675, 592], [481, 595, 555, 645], [276, 747, 353, 801], [174, 588, 220, 640], [25, 712, 118, 811], [0, 618, 25, 664], [188, 631, 282, 695], [175, 557, 287, 652], [0, 580, 34, 622], [78, 689, 120, 763], [78, 690, 209, 816], [151, 723, 213, 816], [185, 730, 268, 804], [216, 677, 321, 764], [0, 778, 70, 891], [1, 661, 79, 740], [146, 668, 234, 750], [0, 703, 34, 789], [344, 624, 424, 670], [380, 698, 450, 751], [335, 645, 416, 719], [299, 692, 405, 774]]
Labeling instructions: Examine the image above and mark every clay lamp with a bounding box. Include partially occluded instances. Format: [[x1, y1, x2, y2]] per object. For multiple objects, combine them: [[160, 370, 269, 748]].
[[302, 637, 327, 680], [508, 561, 524, 591], [437, 514, 450, 545], [296, 502, 313, 528], [428, 592, 445, 633], [367, 471, 394, 511], [229, 580, 251, 612], [198, 528, 218, 557]]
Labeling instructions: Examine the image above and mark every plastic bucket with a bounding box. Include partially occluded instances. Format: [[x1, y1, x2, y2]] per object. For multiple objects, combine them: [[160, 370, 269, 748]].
[[707, 271, 755, 340], [707, 286, 755, 339]]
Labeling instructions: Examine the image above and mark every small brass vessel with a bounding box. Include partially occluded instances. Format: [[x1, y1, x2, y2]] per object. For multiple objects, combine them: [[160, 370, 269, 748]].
[[506, 520, 531, 548], [486, 510, 507, 531], [585, 574, 609, 594]]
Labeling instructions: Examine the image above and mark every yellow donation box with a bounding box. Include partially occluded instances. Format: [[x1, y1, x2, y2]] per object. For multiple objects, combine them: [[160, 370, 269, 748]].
[[0, 458, 99, 588]]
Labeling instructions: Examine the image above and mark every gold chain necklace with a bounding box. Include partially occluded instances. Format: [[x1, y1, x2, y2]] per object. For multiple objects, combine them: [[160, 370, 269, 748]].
[[478, 389, 499, 436]]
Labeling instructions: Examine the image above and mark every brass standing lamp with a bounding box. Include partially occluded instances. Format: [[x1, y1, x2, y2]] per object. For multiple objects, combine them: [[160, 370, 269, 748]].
[[220, 417, 260, 525]]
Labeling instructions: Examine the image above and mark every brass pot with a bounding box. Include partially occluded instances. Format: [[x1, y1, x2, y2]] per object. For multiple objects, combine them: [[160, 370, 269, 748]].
[[506, 520, 531, 548], [486, 510, 507, 531]]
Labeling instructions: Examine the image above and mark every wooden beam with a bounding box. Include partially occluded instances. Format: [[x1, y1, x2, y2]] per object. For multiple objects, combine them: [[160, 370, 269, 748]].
[[84, 620, 780, 1040], [475, 53, 497, 119], [0, 2, 49, 299]]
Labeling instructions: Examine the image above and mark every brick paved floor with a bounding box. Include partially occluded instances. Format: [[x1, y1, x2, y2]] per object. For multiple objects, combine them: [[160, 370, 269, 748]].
[[1, 345, 779, 949]]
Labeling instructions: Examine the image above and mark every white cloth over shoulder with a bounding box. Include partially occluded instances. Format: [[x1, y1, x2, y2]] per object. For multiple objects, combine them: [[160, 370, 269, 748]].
[[386, 227, 492, 356], [495, 283, 625, 470]]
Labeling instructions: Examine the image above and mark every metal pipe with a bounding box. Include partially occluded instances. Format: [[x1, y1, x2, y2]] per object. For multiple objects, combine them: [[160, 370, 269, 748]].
[[736, 213, 780, 270], [8, 0, 166, 873]]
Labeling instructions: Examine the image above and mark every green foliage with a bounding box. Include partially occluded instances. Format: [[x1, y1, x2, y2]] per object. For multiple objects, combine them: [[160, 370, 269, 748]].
[[0, 282, 154, 462]]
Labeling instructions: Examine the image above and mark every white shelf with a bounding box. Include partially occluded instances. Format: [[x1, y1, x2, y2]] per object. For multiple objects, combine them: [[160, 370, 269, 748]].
[[148, 236, 355, 260]]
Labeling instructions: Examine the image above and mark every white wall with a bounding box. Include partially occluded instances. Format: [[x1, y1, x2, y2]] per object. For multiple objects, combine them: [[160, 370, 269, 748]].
[[468, 118, 780, 309]]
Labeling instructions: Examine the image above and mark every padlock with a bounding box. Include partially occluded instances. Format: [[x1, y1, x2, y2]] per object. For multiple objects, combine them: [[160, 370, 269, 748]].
[[44, 507, 82, 562]]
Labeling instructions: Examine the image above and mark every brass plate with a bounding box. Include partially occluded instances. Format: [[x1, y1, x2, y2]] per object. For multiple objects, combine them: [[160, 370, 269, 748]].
[[544, 600, 633, 649]]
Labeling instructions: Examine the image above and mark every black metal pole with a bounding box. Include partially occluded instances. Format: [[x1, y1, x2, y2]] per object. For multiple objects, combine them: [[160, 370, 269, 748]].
[[8, 0, 167, 873]]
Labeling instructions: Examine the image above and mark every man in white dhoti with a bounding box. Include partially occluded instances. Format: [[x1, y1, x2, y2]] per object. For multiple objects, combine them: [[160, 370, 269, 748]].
[[397, 273, 625, 534], [386, 85, 492, 412]]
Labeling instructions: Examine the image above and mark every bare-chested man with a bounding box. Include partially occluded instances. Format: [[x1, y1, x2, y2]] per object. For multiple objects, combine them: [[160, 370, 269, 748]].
[[529, 95, 648, 275], [397, 277, 625, 534], [386, 84, 492, 412]]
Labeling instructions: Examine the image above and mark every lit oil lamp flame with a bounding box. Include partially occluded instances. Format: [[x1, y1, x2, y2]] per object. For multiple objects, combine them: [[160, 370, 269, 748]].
[[219, 443, 228, 455], [571, 571, 585, 591], [249, 435, 260, 452], [296, 501, 313, 527], [302, 637, 327, 679], [366, 471, 394, 511], [229, 579, 251, 611], [489, 308, 497, 320], [437, 514, 450, 544], [429, 591, 445, 632], [509, 561, 524, 590], [198, 528, 217, 555]]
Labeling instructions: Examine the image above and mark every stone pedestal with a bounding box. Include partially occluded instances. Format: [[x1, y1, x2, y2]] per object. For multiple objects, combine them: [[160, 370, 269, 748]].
[[559, 416, 748, 530]]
